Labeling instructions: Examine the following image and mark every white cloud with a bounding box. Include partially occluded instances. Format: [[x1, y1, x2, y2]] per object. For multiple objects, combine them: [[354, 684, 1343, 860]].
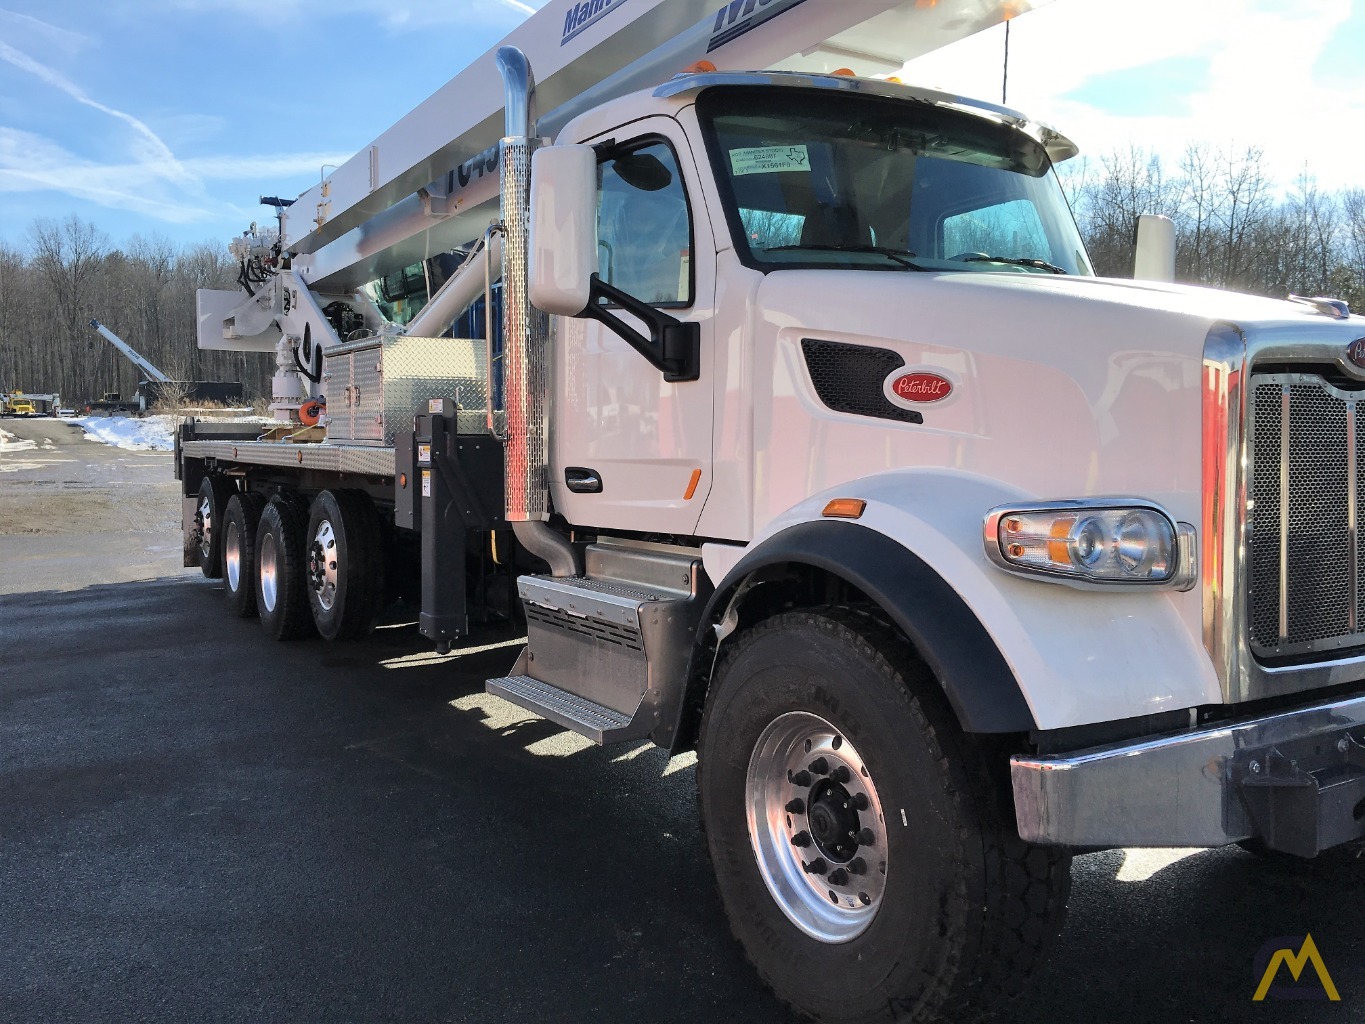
[[0, 126, 352, 224], [0, 39, 198, 189], [900, 0, 1362, 192], [0, 8, 93, 55]]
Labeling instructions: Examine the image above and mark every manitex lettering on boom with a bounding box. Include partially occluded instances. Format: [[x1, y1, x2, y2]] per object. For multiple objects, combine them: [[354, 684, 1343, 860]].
[[884, 369, 955, 408], [709, 0, 808, 52], [563, 0, 629, 45]]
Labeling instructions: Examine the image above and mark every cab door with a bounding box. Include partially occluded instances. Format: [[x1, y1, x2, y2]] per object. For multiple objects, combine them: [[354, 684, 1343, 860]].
[[551, 118, 715, 536]]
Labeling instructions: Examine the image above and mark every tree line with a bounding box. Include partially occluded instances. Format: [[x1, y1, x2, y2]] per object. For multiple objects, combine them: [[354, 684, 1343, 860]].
[[2, 149, 1362, 407], [1061, 143, 1365, 307], [0, 217, 271, 407]]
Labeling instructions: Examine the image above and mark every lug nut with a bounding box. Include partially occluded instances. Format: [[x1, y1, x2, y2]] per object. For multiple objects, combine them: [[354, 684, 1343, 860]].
[[830, 765, 851, 784], [791, 770, 812, 788], [809, 757, 829, 775], [856, 828, 876, 846], [786, 798, 806, 814], [852, 793, 869, 811], [791, 831, 812, 848], [849, 857, 867, 875], [828, 868, 850, 886], [803, 858, 828, 876]]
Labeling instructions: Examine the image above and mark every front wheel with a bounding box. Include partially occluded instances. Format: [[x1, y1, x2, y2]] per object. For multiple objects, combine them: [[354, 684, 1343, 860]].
[[697, 610, 1070, 1024]]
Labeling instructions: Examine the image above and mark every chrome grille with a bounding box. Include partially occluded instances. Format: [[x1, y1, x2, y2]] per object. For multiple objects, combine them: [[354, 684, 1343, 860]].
[[1248, 374, 1363, 657]]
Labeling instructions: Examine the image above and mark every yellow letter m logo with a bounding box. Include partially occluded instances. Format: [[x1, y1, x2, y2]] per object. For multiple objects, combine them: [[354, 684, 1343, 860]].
[[1253, 934, 1341, 1002]]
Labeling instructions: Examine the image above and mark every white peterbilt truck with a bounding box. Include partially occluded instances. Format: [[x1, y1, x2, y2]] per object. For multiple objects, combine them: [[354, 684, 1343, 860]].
[[177, 1, 1365, 1020]]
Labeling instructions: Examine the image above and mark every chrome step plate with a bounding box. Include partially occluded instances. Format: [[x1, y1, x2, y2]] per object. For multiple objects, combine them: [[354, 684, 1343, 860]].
[[486, 674, 650, 745]]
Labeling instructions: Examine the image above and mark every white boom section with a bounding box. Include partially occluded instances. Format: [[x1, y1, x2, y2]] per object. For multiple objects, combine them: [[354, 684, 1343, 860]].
[[288, 0, 1054, 293], [88, 319, 170, 383]]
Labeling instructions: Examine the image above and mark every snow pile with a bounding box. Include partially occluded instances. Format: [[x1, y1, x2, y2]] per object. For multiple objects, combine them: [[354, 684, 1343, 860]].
[[67, 415, 178, 452], [0, 425, 38, 453]]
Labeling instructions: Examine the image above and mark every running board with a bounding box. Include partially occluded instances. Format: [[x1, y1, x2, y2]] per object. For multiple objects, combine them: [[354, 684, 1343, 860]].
[[487, 674, 651, 744], [483, 539, 711, 747]]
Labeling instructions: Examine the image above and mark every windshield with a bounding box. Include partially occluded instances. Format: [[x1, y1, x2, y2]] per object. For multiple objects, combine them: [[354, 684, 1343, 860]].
[[697, 86, 1093, 276]]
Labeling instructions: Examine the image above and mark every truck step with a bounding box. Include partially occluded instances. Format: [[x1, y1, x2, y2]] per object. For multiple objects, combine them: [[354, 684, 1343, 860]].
[[487, 674, 651, 745]]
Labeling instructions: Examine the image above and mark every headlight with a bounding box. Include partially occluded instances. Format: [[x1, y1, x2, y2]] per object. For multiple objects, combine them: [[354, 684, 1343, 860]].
[[984, 501, 1196, 590]]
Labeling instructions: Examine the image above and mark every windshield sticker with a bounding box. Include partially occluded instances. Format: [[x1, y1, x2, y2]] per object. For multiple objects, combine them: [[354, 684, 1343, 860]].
[[730, 146, 811, 176]]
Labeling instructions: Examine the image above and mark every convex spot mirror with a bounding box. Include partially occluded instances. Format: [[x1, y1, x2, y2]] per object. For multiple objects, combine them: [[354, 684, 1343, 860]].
[[529, 144, 598, 317]]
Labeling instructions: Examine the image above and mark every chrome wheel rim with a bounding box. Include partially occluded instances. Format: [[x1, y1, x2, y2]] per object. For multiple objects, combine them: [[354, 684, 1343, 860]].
[[225, 520, 242, 591], [197, 494, 213, 560], [746, 711, 888, 943], [308, 519, 338, 611], [259, 531, 279, 612]]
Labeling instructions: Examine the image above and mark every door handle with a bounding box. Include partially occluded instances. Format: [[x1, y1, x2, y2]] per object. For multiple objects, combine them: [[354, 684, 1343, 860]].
[[565, 467, 603, 493]]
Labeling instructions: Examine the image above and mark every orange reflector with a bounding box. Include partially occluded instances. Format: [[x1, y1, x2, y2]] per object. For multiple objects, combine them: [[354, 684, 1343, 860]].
[[399, 473, 408, 489], [822, 498, 866, 519], [684, 468, 702, 500], [832, 68, 855, 77], [884, 76, 903, 84], [682, 60, 717, 74]]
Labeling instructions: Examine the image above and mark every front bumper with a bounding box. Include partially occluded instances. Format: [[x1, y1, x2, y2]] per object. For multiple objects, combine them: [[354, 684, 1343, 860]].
[[1012, 692, 1365, 857]]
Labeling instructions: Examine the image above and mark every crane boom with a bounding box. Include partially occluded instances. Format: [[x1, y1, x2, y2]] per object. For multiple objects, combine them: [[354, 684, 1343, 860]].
[[88, 319, 171, 384], [286, 0, 1054, 290]]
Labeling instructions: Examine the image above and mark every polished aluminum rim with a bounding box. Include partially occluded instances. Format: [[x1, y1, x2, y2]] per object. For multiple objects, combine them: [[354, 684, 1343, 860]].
[[225, 520, 242, 592], [259, 531, 279, 612], [746, 711, 888, 943], [197, 494, 213, 560], [309, 519, 338, 611]]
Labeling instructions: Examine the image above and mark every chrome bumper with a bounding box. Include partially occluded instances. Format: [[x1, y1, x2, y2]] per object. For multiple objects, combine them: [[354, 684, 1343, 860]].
[[1012, 692, 1365, 857]]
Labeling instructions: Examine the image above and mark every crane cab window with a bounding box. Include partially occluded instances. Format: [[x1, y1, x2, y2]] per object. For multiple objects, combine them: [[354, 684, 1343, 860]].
[[597, 141, 694, 307]]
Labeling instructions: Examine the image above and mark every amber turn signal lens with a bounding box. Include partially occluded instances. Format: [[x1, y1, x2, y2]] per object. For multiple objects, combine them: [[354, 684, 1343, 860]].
[[822, 498, 866, 519]]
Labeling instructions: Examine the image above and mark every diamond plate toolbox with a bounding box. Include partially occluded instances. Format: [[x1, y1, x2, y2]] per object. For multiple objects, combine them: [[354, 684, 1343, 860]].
[[323, 334, 490, 444]]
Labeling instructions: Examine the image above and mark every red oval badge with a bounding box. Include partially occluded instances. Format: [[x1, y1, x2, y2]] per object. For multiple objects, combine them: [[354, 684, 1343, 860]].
[[886, 371, 953, 405], [1348, 338, 1365, 370]]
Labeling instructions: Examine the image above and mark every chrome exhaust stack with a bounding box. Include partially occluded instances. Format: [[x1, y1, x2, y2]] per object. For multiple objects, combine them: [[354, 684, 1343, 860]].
[[496, 46, 581, 578]]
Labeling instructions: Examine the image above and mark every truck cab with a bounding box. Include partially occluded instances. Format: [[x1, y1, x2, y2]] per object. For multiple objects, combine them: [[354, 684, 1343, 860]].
[[176, 13, 1365, 1022]]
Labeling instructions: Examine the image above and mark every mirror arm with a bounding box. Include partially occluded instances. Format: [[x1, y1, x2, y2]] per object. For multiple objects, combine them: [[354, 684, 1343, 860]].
[[580, 274, 700, 383]]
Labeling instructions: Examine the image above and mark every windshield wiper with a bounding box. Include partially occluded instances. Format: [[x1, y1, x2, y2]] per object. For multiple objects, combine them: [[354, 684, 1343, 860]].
[[765, 244, 929, 271], [959, 255, 1068, 275]]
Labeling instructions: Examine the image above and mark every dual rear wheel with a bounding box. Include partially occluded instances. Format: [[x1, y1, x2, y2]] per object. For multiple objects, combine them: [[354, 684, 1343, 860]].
[[196, 476, 384, 642]]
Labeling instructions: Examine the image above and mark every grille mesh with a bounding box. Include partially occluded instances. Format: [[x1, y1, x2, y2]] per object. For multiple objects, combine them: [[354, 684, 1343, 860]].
[[800, 339, 924, 425], [1248, 376, 1362, 656]]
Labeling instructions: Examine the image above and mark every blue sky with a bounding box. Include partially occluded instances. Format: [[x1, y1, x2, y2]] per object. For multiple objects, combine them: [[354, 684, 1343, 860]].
[[1, 0, 1360, 252]]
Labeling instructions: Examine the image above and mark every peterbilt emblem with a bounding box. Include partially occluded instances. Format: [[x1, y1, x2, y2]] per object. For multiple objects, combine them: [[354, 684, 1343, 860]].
[[1348, 338, 1365, 369], [884, 370, 954, 407]]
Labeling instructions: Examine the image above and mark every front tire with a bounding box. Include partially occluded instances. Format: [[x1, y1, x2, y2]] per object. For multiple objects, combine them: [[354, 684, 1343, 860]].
[[697, 610, 1070, 1024]]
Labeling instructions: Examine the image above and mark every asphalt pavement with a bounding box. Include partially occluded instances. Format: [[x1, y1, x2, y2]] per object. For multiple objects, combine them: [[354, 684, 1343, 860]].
[[2, 419, 1363, 1023]]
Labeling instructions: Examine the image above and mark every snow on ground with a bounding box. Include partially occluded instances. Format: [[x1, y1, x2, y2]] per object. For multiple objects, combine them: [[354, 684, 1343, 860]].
[[0, 425, 38, 453], [66, 415, 178, 452]]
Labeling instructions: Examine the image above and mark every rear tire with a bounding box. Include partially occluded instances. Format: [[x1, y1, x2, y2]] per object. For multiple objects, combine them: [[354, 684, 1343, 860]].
[[697, 610, 1070, 1024], [195, 475, 235, 579], [223, 492, 267, 618], [305, 489, 385, 640], [255, 496, 315, 641]]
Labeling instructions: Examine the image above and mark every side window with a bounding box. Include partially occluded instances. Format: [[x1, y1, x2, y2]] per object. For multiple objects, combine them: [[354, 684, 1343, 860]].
[[598, 141, 693, 306], [942, 199, 1049, 259]]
